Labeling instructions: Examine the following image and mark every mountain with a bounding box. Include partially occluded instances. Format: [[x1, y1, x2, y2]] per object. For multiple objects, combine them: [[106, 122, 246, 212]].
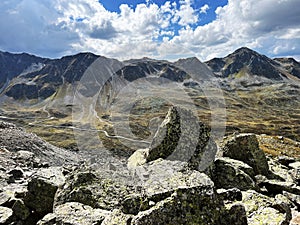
[[0, 51, 47, 91], [3, 52, 100, 100], [273, 57, 300, 79], [205, 47, 286, 80]]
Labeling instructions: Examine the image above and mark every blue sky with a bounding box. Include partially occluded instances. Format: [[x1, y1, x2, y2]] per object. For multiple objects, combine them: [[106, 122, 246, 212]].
[[0, 0, 299, 61]]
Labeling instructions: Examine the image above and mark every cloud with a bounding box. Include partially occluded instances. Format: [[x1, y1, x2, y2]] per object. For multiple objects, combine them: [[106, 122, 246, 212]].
[[160, 0, 300, 60], [173, 0, 198, 26], [0, 0, 299, 61], [200, 4, 209, 14]]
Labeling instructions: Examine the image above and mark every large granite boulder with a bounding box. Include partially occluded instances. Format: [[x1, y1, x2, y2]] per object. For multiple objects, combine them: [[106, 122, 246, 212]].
[[24, 167, 65, 215], [54, 160, 230, 224], [211, 157, 257, 191], [128, 106, 217, 171], [219, 133, 269, 176]]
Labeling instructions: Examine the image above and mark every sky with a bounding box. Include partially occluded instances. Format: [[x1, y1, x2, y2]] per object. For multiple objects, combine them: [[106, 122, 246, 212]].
[[0, 0, 300, 61]]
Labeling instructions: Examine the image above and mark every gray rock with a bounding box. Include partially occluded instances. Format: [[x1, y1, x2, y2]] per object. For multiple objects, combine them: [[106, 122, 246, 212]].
[[102, 209, 133, 225], [24, 167, 65, 214], [217, 188, 243, 202], [37, 202, 110, 225], [0, 206, 13, 224], [226, 203, 248, 225], [55, 159, 227, 224], [211, 157, 257, 191], [241, 190, 292, 225], [220, 133, 269, 176], [129, 106, 217, 171], [288, 161, 300, 170], [283, 191, 300, 208]]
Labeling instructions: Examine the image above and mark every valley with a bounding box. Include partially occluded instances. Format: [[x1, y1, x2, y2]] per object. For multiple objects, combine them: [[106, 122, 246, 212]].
[[0, 47, 299, 157]]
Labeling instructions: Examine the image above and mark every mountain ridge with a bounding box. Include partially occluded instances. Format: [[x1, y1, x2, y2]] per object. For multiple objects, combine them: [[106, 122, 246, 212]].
[[204, 47, 292, 80]]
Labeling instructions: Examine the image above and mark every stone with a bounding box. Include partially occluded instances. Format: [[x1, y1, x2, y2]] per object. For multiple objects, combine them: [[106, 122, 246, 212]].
[[102, 209, 133, 225], [288, 161, 300, 170], [241, 190, 292, 225], [24, 167, 65, 214], [220, 133, 269, 175], [0, 206, 13, 224], [217, 188, 243, 202], [0, 192, 11, 206], [11, 198, 30, 220], [226, 203, 248, 225], [290, 213, 300, 225], [129, 106, 217, 171], [211, 157, 257, 191], [55, 160, 227, 224], [283, 191, 300, 208], [257, 179, 300, 195], [37, 202, 110, 225], [127, 148, 148, 168], [277, 156, 296, 167]]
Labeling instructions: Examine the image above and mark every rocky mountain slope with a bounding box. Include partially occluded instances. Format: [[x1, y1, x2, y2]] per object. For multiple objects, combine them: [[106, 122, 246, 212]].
[[0, 108, 300, 224], [205, 47, 298, 80]]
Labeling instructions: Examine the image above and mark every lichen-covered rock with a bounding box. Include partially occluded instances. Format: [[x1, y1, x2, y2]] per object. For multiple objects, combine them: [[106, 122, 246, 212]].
[[24, 167, 65, 214], [220, 133, 269, 175], [55, 159, 229, 224], [211, 157, 257, 191], [0, 206, 13, 224], [241, 190, 291, 225], [102, 209, 133, 225], [131, 189, 222, 225], [226, 203, 248, 225], [54, 168, 133, 210], [37, 202, 110, 225], [129, 106, 217, 171]]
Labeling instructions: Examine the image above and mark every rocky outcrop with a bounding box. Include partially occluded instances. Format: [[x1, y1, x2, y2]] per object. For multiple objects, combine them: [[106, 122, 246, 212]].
[[54, 159, 228, 224], [128, 106, 217, 171], [219, 133, 269, 176], [0, 121, 300, 224]]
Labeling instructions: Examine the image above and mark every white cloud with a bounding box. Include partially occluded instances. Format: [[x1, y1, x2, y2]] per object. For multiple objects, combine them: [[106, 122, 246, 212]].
[[173, 0, 198, 26], [160, 0, 300, 60], [200, 4, 209, 14], [0, 0, 299, 61]]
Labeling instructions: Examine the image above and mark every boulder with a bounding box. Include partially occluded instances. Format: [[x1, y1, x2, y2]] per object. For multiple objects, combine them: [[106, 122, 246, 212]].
[[211, 157, 257, 191], [102, 209, 133, 225], [37, 202, 110, 225], [24, 167, 65, 214], [55, 159, 229, 224], [241, 190, 291, 225], [128, 106, 217, 171], [219, 133, 269, 176], [226, 203, 248, 225]]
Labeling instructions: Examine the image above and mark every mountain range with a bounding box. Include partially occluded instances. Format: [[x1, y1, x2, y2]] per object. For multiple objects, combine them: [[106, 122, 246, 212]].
[[1, 47, 299, 101], [0, 47, 299, 150]]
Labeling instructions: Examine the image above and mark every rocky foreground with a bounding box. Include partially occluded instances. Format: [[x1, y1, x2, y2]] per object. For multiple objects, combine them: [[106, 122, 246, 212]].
[[0, 107, 300, 224]]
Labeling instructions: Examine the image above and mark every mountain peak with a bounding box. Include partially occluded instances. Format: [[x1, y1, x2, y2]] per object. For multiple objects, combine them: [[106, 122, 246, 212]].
[[205, 47, 285, 80]]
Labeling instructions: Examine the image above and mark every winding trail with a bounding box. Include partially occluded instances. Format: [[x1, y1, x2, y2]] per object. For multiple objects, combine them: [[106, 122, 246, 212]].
[[26, 122, 151, 144]]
